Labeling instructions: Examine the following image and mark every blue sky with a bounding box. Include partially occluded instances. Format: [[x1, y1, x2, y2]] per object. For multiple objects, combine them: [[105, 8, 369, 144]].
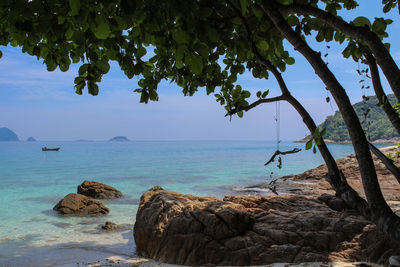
[[1, 2, 399, 141]]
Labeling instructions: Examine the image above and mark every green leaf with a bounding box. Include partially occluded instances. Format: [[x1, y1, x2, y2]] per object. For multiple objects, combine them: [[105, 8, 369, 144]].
[[65, 28, 74, 39], [257, 40, 269, 52], [196, 42, 209, 58], [275, 0, 294, 4], [69, 0, 80, 16], [385, 19, 393, 25], [175, 59, 184, 69], [172, 29, 190, 44], [256, 91, 261, 98], [190, 54, 203, 75], [97, 60, 110, 73], [58, 16, 66, 24], [206, 27, 219, 43], [240, 0, 247, 15], [253, 8, 263, 20], [305, 139, 313, 150], [320, 127, 326, 138], [287, 16, 299, 26], [0, 50, 2, 59], [237, 110, 244, 118], [88, 82, 99, 96], [312, 145, 317, 154], [261, 90, 269, 98], [352, 16, 371, 27], [285, 57, 295, 65], [95, 23, 111, 39], [242, 90, 251, 98]]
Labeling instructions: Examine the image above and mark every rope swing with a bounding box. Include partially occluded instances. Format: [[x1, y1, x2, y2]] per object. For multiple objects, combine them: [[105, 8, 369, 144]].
[[265, 101, 301, 169]]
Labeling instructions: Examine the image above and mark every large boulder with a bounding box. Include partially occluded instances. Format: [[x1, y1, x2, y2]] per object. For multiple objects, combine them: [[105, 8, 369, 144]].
[[77, 180, 122, 199], [53, 193, 109, 216], [134, 190, 400, 266]]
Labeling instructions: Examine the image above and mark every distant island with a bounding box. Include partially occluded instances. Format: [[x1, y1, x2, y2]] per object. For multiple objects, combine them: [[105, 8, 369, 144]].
[[0, 127, 19, 141], [26, 136, 36, 142], [298, 94, 400, 143], [109, 136, 130, 141]]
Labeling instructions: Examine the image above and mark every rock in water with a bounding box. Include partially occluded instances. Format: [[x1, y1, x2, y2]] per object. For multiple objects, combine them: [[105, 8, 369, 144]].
[[109, 136, 129, 141], [149, 185, 163, 191], [53, 193, 109, 216], [101, 221, 118, 230], [77, 180, 122, 199], [0, 127, 19, 141], [134, 190, 400, 266]]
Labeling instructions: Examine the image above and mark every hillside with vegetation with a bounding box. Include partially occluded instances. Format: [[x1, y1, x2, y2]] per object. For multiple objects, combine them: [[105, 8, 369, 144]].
[[305, 95, 399, 142]]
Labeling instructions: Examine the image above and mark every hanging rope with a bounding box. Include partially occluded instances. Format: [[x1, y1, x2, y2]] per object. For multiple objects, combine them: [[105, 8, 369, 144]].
[[265, 101, 301, 168], [275, 101, 280, 151]]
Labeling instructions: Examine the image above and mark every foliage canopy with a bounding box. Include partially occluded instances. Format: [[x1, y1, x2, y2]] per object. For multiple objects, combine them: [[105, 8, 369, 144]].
[[0, 0, 394, 114]]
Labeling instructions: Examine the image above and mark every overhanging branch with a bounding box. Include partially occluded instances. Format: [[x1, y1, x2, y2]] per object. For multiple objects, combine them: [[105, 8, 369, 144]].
[[226, 94, 286, 116], [278, 3, 400, 103]]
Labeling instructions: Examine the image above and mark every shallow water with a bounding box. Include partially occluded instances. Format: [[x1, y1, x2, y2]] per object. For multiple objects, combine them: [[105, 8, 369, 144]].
[[0, 141, 388, 266]]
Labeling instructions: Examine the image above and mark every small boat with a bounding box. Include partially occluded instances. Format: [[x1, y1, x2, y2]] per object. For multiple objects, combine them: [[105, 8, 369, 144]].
[[42, 147, 60, 151]]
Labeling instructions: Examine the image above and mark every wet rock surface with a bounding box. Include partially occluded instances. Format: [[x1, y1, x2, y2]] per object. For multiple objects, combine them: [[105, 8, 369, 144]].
[[53, 193, 109, 216], [134, 190, 400, 266], [78, 180, 122, 199], [101, 221, 118, 230]]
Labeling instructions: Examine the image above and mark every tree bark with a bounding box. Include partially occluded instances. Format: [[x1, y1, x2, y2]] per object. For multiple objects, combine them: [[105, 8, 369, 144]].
[[262, 3, 400, 240], [279, 3, 400, 102]]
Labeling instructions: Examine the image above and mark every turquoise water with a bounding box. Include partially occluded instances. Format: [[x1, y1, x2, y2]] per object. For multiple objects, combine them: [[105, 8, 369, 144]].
[[0, 141, 383, 266]]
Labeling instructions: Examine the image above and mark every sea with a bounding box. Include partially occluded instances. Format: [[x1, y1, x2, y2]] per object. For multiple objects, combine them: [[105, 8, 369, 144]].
[[0, 140, 390, 266]]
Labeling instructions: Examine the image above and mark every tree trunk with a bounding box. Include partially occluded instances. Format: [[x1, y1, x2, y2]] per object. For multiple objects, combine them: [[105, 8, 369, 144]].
[[263, 4, 400, 240]]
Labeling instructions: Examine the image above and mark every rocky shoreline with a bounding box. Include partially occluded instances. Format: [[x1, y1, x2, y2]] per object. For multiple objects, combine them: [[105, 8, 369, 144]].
[[254, 145, 400, 204], [133, 146, 400, 266]]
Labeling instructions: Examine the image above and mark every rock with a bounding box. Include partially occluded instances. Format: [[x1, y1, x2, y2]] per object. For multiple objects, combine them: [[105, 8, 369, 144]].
[[53, 193, 109, 216], [26, 136, 36, 142], [318, 193, 350, 211], [109, 136, 129, 141], [0, 127, 19, 141], [101, 221, 118, 230], [134, 190, 397, 266], [149, 185, 163, 191], [77, 180, 122, 199]]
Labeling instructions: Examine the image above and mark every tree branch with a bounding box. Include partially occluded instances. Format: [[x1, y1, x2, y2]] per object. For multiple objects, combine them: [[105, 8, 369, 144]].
[[226, 95, 286, 116], [368, 142, 400, 185], [364, 50, 400, 135], [278, 3, 400, 103], [264, 148, 301, 166]]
